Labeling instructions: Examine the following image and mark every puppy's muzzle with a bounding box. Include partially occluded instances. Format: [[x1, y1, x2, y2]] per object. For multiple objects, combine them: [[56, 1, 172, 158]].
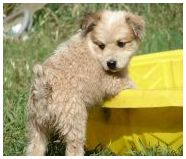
[[107, 60, 117, 70]]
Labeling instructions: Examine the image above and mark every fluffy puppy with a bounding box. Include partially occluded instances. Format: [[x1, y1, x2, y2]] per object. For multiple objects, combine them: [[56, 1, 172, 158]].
[[26, 10, 145, 156]]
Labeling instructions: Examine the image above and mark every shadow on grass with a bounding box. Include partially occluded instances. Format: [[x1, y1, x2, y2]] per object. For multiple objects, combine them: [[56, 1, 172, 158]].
[[46, 134, 182, 156], [46, 134, 115, 156]]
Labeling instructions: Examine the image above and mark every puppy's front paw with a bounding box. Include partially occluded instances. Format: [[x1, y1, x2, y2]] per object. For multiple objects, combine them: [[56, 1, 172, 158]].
[[123, 79, 136, 89]]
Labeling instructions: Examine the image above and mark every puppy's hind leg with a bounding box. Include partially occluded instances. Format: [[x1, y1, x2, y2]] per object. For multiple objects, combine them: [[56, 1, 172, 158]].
[[63, 104, 87, 156], [65, 122, 86, 155], [26, 122, 48, 156]]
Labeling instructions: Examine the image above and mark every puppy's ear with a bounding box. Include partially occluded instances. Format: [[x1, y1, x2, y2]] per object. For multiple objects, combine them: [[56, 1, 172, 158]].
[[125, 12, 145, 40], [80, 12, 101, 35]]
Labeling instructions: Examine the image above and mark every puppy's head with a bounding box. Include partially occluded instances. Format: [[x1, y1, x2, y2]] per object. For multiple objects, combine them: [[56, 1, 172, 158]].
[[80, 10, 145, 72]]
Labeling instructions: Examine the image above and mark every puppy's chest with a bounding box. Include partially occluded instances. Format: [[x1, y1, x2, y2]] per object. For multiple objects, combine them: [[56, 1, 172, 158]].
[[76, 68, 104, 95], [73, 64, 106, 105]]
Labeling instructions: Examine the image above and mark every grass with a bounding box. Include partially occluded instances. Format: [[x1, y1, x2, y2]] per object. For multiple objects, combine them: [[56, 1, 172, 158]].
[[3, 3, 183, 156]]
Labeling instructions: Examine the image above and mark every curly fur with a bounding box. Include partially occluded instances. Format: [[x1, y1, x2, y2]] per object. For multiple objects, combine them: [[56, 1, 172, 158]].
[[26, 10, 144, 156]]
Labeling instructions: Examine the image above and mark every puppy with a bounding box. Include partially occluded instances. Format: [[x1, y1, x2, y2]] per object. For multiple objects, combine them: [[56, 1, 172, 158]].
[[26, 10, 145, 156]]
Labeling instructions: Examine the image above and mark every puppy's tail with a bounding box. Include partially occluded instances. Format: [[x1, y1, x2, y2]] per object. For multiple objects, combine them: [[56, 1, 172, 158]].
[[32, 64, 49, 100], [33, 64, 45, 78], [32, 64, 48, 92], [27, 64, 52, 129], [29, 64, 52, 110]]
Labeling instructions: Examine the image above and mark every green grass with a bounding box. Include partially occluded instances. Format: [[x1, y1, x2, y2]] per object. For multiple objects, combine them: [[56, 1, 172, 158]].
[[127, 140, 183, 156], [3, 3, 183, 156]]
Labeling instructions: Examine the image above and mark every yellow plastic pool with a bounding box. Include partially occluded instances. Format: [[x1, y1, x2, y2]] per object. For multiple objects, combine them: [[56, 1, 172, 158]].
[[86, 49, 183, 155]]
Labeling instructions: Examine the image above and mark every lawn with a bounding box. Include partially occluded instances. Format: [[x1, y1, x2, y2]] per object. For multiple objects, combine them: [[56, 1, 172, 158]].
[[3, 3, 183, 156]]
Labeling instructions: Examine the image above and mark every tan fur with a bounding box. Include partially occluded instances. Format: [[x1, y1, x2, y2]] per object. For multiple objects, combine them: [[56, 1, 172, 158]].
[[26, 10, 144, 156]]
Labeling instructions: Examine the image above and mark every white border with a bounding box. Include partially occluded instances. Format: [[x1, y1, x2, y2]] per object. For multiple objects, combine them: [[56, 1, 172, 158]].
[[1, 1, 184, 159], [1, 0, 185, 4]]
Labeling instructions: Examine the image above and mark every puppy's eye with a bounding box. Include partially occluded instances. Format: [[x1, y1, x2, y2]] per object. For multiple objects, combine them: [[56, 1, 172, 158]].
[[93, 40, 105, 50], [117, 41, 125, 48], [98, 44, 105, 50]]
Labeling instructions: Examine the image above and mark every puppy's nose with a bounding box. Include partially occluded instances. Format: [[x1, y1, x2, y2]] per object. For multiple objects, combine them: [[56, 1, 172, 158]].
[[107, 60, 117, 70]]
